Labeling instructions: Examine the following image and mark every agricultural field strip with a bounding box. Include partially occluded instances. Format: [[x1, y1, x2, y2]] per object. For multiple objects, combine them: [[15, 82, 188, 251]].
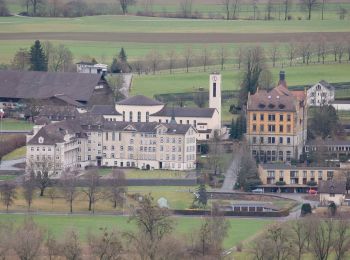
[[1, 31, 350, 43]]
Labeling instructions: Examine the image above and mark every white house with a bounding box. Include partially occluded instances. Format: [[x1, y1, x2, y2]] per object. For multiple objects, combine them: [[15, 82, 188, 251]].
[[76, 62, 108, 75], [307, 80, 335, 107], [319, 180, 346, 206]]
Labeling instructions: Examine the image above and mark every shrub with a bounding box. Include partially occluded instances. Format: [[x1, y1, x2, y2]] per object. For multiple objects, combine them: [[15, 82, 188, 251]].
[[328, 201, 337, 216], [236, 242, 243, 252], [301, 203, 312, 216], [275, 181, 286, 186], [307, 180, 317, 186]]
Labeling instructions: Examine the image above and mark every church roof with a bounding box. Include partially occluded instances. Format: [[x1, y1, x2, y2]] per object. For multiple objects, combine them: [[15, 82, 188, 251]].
[[151, 106, 216, 118], [116, 95, 164, 106], [90, 105, 121, 115]]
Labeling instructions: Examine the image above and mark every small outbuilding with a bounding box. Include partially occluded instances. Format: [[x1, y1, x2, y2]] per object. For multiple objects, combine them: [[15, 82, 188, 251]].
[[319, 180, 346, 206]]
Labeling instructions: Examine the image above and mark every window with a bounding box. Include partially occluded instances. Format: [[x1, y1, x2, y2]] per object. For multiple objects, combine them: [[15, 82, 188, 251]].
[[287, 125, 291, 133], [260, 125, 264, 132], [120, 146, 124, 151], [252, 137, 257, 144], [287, 137, 291, 144], [279, 137, 283, 144], [327, 171, 334, 180], [252, 124, 257, 132], [260, 137, 264, 144], [146, 112, 149, 122], [268, 114, 275, 121], [267, 171, 275, 178], [279, 114, 284, 121], [303, 171, 307, 178], [137, 111, 141, 122], [260, 114, 264, 121], [268, 125, 275, 132], [287, 114, 291, 122], [268, 137, 275, 144], [213, 82, 217, 97], [252, 113, 257, 121], [122, 111, 125, 121], [129, 111, 133, 122], [105, 132, 109, 141], [279, 125, 283, 132]]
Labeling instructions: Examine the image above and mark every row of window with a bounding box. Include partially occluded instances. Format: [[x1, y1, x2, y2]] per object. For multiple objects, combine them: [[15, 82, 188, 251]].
[[267, 170, 334, 179], [252, 113, 292, 122], [122, 111, 150, 122], [252, 124, 292, 133], [252, 150, 292, 162], [252, 136, 291, 145]]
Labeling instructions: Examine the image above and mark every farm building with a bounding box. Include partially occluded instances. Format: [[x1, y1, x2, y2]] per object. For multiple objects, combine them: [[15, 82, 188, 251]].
[[319, 180, 346, 206], [307, 80, 335, 107]]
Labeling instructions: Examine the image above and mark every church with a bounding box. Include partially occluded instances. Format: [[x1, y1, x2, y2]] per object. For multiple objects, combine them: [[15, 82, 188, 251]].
[[91, 73, 224, 140]]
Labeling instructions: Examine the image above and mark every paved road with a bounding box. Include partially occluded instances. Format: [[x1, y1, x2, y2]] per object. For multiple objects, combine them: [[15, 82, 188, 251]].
[[221, 146, 242, 191], [0, 158, 25, 171]]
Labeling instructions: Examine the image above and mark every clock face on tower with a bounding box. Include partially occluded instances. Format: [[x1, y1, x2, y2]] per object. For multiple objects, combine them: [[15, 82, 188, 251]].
[[212, 76, 217, 82]]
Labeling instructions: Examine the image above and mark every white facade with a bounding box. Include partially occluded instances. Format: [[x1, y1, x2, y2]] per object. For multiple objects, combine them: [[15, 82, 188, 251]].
[[320, 193, 345, 206], [307, 81, 335, 107], [77, 63, 108, 75], [209, 73, 222, 130], [331, 101, 350, 111]]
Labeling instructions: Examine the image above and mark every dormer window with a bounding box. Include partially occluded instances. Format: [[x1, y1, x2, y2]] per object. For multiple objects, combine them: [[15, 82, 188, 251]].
[[38, 137, 44, 144]]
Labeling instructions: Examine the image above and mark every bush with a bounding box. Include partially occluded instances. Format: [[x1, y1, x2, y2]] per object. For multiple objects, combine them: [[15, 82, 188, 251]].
[[236, 242, 243, 252], [307, 180, 317, 186], [243, 179, 262, 192], [328, 201, 337, 216], [301, 203, 312, 216]]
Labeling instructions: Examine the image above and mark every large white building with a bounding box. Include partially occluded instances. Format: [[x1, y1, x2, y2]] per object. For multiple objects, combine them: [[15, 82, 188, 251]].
[[26, 115, 197, 176], [307, 80, 335, 107], [90, 73, 223, 140]]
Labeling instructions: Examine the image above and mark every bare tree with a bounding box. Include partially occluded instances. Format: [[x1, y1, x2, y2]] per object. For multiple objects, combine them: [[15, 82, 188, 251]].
[[265, 0, 273, 20], [147, 49, 162, 75], [13, 218, 43, 260], [47, 187, 58, 210], [61, 170, 79, 213], [207, 130, 224, 176], [22, 177, 36, 211], [119, 0, 136, 15], [27, 158, 53, 197], [333, 218, 350, 260], [183, 46, 194, 73], [0, 182, 16, 212], [200, 45, 211, 72], [290, 219, 310, 260], [222, 0, 232, 20], [333, 41, 345, 63], [235, 46, 243, 69], [29, 0, 44, 16], [287, 42, 297, 66], [45, 231, 61, 260], [25, 98, 42, 123], [232, 0, 240, 19], [88, 227, 124, 260], [11, 48, 30, 71], [108, 169, 127, 209], [166, 49, 176, 74], [321, 0, 326, 20], [300, 0, 320, 20], [218, 45, 228, 70], [0, 222, 13, 260], [283, 0, 291, 20], [61, 229, 82, 260], [251, 237, 273, 260], [310, 218, 334, 260], [82, 168, 101, 212], [49, 44, 74, 72], [179, 0, 193, 18], [269, 43, 279, 67], [298, 41, 312, 65], [132, 59, 144, 75], [347, 37, 350, 62], [193, 89, 207, 108], [189, 204, 230, 258], [125, 194, 174, 260]]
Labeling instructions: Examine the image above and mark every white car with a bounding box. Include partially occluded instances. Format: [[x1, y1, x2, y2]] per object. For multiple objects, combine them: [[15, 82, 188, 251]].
[[252, 188, 264, 194]]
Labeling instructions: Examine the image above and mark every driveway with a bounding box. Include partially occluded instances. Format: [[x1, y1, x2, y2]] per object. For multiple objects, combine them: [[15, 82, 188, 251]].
[[0, 158, 25, 171], [221, 145, 242, 191]]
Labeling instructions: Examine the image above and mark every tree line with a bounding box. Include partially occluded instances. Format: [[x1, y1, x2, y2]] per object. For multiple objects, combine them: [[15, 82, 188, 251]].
[[0, 193, 230, 260], [2, 0, 349, 21]]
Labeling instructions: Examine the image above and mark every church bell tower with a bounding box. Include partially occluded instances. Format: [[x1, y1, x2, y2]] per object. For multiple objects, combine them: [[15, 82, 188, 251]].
[[209, 73, 221, 129]]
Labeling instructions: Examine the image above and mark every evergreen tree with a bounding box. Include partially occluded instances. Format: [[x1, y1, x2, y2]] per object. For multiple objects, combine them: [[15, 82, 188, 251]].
[[29, 40, 48, 71], [194, 184, 207, 208], [118, 48, 127, 63], [110, 58, 119, 73], [91, 58, 98, 64], [229, 119, 236, 140]]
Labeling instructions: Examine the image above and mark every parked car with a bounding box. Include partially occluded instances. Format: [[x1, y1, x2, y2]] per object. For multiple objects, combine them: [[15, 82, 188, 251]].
[[252, 188, 264, 194], [308, 189, 317, 195]]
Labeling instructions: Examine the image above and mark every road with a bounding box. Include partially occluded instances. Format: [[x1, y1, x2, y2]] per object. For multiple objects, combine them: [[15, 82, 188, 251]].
[[221, 145, 242, 191], [0, 158, 25, 171]]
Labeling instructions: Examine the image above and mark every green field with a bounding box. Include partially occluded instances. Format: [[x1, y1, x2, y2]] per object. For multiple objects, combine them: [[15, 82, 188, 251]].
[[132, 63, 350, 97], [99, 168, 192, 179], [0, 119, 33, 131], [2, 146, 26, 160], [0, 214, 271, 248]]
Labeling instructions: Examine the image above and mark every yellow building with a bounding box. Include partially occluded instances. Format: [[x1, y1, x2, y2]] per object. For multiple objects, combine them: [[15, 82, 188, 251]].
[[246, 72, 307, 162], [258, 163, 344, 193]]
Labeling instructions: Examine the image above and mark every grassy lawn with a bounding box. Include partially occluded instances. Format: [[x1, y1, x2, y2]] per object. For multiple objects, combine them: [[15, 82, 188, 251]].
[[0, 119, 33, 131], [2, 146, 26, 160], [0, 213, 271, 249], [99, 168, 192, 179], [132, 64, 350, 97], [0, 175, 17, 181]]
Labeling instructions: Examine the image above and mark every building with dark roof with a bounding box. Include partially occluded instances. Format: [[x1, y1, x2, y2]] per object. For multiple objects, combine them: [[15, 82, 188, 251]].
[[26, 116, 197, 175], [0, 70, 114, 107], [246, 72, 308, 162], [319, 180, 346, 205]]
